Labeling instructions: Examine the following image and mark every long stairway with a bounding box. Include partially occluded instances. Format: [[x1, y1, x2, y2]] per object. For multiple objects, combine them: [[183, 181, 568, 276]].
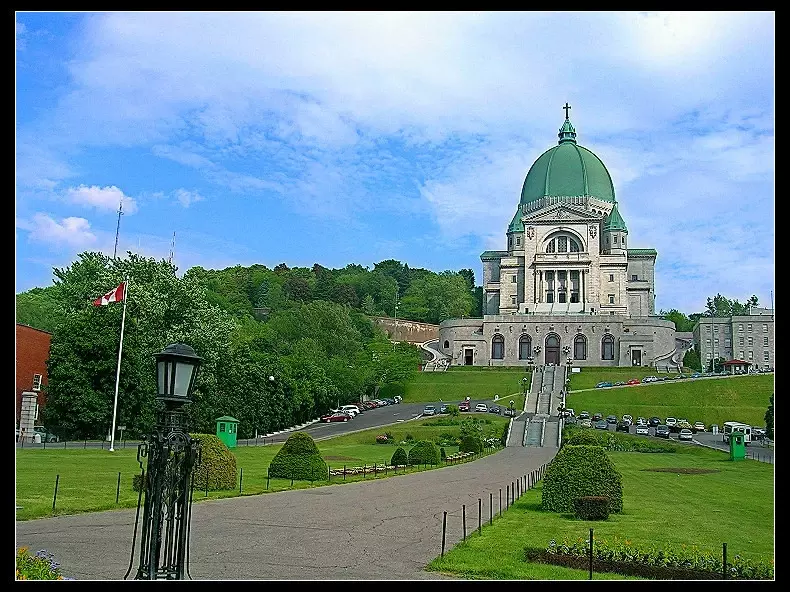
[[521, 365, 564, 449]]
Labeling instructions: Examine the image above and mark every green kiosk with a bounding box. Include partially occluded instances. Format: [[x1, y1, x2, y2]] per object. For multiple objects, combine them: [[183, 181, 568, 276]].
[[729, 432, 746, 461], [216, 416, 240, 449]]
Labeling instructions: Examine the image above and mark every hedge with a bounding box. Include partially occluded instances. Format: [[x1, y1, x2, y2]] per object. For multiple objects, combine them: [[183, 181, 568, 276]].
[[267, 432, 328, 481], [541, 444, 623, 514]]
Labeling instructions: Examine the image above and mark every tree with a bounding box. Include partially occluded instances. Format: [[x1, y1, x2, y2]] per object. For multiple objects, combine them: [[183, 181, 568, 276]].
[[659, 309, 695, 332], [764, 394, 773, 440], [16, 287, 64, 333], [683, 348, 701, 372], [361, 294, 376, 315]]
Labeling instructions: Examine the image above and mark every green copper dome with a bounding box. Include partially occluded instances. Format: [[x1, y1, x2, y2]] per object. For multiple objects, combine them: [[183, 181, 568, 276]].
[[603, 202, 628, 233], [520, 114, 616, 205]]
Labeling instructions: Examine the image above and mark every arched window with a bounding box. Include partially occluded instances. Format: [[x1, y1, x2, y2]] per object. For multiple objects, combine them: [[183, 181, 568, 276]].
[[443, 340, 449, 349], [546, 334, 559, 348], [492, 334, 505, 359], [574, 334, 587, 360], [519, 334, 532, 360], [545, 233, 582, 254], [601, 334, 615, 360]]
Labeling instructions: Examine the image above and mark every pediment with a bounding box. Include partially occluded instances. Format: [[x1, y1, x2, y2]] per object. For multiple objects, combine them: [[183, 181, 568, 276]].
[[523, 204, 601, 223]]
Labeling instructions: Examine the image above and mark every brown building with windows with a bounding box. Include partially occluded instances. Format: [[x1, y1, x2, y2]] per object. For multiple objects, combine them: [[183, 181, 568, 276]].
[[16, 324, 52, 426]]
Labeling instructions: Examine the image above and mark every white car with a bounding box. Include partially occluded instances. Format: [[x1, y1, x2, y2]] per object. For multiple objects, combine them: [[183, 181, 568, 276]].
[[678, 428, 694, 441], [693, 421, 706, 432], [636, 417, 647, 426], [340, 405, 361, 417], [665, 417, 677, 427], [635, 425, 650, 436], [643, 376, 659, 383], [422, 405, 437, 416], [622, 414, 633, 425], [475, 403, 488, 413]]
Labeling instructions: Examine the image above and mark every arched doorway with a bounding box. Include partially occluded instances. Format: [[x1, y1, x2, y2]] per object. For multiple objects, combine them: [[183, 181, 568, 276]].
[[545, 333, 560, 365]]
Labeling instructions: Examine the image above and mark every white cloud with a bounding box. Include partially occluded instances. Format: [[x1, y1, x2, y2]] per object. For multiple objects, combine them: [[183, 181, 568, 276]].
[[64, 184, 138, 214], [19, 214, 97, 249], [173, 188, 204, 208]]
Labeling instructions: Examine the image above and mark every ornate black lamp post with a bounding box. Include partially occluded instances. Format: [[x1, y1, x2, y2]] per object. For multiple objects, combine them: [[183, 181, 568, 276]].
[[132, 343, 203, 580]]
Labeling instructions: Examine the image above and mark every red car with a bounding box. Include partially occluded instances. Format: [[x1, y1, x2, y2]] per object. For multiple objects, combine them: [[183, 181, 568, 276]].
[[320, 410, 352, 423], [626, 379, 640, 385], [458, 401, 471, 412]]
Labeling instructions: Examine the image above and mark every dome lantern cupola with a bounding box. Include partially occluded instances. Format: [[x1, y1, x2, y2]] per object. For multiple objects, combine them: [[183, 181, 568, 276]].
[[558, 102, 577, 144]]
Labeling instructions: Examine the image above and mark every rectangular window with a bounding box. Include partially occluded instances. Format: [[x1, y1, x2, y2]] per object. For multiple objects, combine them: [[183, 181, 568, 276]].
[[706, 339, 711, 346], [511, 275, 517, 283], [516, 236, 521, 246], [764, 350, 770, 361], [706, 325, 711, 333], [707, 353, 712, 360], [558, 236, 568, 252], [714, 326, 719, 332], [764, 336, 769, 346], [610, 311, 615, 315], [609, 274, 614, 282], [748, 324, 752, 332], [748, 336, 753, 346], [546, 292, 554, 303], [724, 338, 731, 347], [220, 424, 226, 432], [608, 294, 615, 304], [740, 351, 745, 360], [738, 324, 743, 333], [631, 274, 637, 281], [614, 235, 618, 244], [748, 351, 754, 360], [763, 324, 768, 333], [32, 374, 43, 392], [739, 336, 744, 346], [511, 295, 516, 305]]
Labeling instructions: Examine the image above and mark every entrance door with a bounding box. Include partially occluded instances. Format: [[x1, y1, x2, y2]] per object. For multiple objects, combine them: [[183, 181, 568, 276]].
[[632, 350, 642, 366], [545, 334, 560, 365], [464, 349, 473, 366]]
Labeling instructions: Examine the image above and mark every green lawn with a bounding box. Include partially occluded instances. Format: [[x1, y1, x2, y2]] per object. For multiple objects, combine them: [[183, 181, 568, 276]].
[[428, 443, 774, 579], [15, 415, 510, 521], [566, 374, 773, 428], [404, 368, 530, 404], [568, 366, 698, 390]]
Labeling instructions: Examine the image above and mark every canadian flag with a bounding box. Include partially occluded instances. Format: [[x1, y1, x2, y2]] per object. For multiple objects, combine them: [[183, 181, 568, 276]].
[[93, 282, 126, 306]]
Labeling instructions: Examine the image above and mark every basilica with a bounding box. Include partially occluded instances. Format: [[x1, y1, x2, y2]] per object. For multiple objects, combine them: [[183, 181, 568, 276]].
[[438, 106, 688, 368]]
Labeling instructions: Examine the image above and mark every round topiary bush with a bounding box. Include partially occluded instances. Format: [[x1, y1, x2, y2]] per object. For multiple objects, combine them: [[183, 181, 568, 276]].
[[189, 433, 238, 491], [541, 444, 623, 514], [563, 428, 603, 447], [408, 440, 440, 466], [268, 432, 328, 481], [391, 446, 408, 466]]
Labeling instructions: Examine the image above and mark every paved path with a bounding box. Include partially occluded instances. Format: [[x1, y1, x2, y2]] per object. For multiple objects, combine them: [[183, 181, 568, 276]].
[[16, 446, 558, 580]]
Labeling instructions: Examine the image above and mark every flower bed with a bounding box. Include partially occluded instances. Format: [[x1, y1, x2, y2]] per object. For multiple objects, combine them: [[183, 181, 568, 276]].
[[16, 548, 71, 580]]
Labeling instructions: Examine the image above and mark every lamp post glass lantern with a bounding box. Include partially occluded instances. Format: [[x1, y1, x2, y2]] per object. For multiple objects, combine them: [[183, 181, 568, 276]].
[[132, 343, 203, 580]]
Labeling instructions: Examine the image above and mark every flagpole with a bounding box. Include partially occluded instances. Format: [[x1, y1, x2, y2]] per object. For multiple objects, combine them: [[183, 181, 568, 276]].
[[109, 277, 129, 452]]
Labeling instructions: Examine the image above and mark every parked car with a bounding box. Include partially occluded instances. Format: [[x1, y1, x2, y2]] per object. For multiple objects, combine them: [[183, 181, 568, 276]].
[[614, 381, 625, 386], [475, 403, 488, 413], [393, 396, 402, 404], [691, 373, 702, 378], [592, 412, 604, 422], [578, 411, 590, 420], [678, 428, 694, 441], [622, 414, 633, 425], [665, 417, 677, 427], [616, 421, 631, 433], [578, 418, 593, 428], [626, 379, 640, 385], [423, 405, 437, 416], [655, 424, 671, 438], [648, 416, 661, 427], [488, 405, 501, 414], [635, 424, 650, 436], [595, 381, 613, 388], [503, 407, 517, 417], [33, 426, 59, 443], [320, 410, 352, 423], [693, 421, 706, 432], [440, 404, 449, 414], [606, 415, 618, 425], [636, 417, 647, 426], [458, 401, 471, 412], [560, 408, 575, 418], [594, 419, 609, 430], [340, 405, 361, 417], [642, 376, 658, 383]]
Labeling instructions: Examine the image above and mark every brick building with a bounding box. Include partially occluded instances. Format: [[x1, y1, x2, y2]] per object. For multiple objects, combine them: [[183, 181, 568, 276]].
[[16, 323, 52, 426]]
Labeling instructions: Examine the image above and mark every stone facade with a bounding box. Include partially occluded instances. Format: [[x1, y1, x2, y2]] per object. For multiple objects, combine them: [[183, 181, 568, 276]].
[[693, 309, 775, 370]]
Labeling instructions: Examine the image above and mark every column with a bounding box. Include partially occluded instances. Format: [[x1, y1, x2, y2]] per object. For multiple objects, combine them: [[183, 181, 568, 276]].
[[581, 270, 586, 305]]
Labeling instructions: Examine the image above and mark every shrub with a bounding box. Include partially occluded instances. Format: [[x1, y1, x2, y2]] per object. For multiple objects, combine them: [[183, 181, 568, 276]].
[[408, 440, 440, 466], [541, 445, 623, 514], [16, 548, 67, 580], [440, 447, 447, 461], [391, 447, 408, 466], [268, 432, 328, 481], [190, 433, 238, 491], [459, 419, 484, 453], [375, 434, 389, 444], [404, 433, 415, 442], [573, 496, 610, 520]]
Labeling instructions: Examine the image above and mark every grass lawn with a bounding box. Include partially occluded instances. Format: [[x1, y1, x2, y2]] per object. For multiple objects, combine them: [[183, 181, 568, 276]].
[[568, 366, 700, 390], [427, 443, 774, 579], [16, 415, 510, 521], [566, 374, 774, 428], [404, 368, 530, 404]]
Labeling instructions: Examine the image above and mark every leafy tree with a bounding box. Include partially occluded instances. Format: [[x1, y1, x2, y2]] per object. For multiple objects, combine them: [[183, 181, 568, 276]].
[[16, 287, 64, 333], [458, 268, 475, 292], [706, 356, 726, 373], [659, 309, 695, 332], [361, 294, 376, 315], [765, 394, 773, 440], [705, 293, 760, 318], [683, 348, 701, 372]]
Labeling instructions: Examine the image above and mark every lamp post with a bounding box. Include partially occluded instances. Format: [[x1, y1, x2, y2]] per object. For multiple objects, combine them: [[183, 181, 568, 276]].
[[133, 343, 203, 580], [521, 376, 528, 396]]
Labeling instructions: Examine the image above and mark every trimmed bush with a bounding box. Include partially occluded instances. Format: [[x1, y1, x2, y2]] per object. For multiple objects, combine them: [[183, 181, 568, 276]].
[[541, 444, 623, 514], [440, 447, 447, 461], [573, 496, 610, 520], [191, 433, 238, 491], [459, 419, 484, 453], [408, 440, 440, 466], [391, 447, 408, 466], [267, 432, 328, 481]]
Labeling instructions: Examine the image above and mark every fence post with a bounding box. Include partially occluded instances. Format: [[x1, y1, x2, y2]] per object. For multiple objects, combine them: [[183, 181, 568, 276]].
[[52, 474, 60, 513], [489, 492, 493, 525], [239, 468, 243, 494], [116, 471, 121, 504], [343, 465, 346, 481], [462, 504, 466, 541], [507, 484, 510, 508], [478, 498, 482, 535], [64, 440, 67, 449], [266, 469, 270, 490], [589, 528, 594, 580], [722, 542, 727, 580], [84, 439, 87, 449], [441, 511, 447, 557]]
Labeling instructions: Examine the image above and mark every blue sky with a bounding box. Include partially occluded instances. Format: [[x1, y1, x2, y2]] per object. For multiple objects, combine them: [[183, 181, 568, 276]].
[[15, 12, 775, 314]]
